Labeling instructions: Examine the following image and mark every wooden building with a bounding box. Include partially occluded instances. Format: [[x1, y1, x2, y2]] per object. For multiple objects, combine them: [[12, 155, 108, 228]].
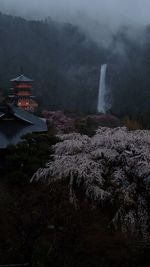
[[10, 74, 38, 112], [0, 102, 47, 148]]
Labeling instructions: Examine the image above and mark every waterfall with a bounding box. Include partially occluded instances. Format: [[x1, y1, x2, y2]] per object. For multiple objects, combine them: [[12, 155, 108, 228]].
[[97, 64, 107, 114]]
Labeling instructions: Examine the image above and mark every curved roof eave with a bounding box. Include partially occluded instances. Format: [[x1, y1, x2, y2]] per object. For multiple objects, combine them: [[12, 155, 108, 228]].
[[14, 112, 33, 125], [10, 74, 34, 83], [0, 113, 5, 118]]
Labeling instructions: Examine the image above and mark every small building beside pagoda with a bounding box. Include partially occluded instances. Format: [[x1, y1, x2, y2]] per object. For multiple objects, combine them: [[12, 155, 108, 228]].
[[10, 74, 38, 112]]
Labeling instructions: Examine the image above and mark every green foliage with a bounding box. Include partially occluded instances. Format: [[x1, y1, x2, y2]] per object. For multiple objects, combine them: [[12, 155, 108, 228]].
[[75, 118, 96, 136], [122, 116, 143, 130], [32, 238, 51, 267], [139, 109, 150, 129], [1, 131, 59, 185], [0, 130, 59, 263]]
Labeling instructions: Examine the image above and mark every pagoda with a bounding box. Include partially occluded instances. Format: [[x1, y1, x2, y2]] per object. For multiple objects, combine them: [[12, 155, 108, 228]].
[[10, 74, 38, 112]]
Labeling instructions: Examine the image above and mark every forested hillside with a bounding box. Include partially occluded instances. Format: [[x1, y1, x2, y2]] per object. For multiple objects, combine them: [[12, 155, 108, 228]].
[[0, 13, 105, 113], [108, 26, 150, 127], [0, 13, 150, 125]]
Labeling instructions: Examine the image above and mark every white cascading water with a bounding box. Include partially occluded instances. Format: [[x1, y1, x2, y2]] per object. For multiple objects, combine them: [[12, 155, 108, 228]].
[[97, 64, 107, 113]]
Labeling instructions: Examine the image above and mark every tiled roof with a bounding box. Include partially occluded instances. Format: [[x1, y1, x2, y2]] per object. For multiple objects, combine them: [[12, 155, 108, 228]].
[[10, 74, 34, 82], [12, 105, 47, 128], [0, 104, 47, 148]]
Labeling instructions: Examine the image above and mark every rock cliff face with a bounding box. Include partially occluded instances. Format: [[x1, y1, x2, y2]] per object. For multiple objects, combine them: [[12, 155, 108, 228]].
[[32, 127, 150, 240]]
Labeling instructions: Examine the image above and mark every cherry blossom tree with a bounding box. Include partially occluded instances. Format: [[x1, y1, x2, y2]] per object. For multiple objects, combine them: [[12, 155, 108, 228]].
[[31, 127, 150, 240]]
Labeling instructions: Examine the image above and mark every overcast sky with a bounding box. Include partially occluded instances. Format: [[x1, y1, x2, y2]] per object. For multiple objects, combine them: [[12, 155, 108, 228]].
[[0, 0, 149, 45], [0, 0, 150, 26]]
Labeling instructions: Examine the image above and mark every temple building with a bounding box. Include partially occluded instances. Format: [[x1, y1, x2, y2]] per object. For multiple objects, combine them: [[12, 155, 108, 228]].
[[10, 74, 38, 112], [0, 74, 47, 148], [0, 102, 47, 148]]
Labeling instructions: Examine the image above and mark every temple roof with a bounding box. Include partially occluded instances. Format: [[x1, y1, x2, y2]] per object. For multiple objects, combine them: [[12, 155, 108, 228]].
[[0, 111, 4, 118], [12, 106, 45, 125], [10, 74, 34, 82], [0, 103, 47, 148]]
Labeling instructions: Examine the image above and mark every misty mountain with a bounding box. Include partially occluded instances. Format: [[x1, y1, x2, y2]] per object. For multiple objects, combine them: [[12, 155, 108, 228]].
[[0, 13, 150, 125], [1, 0, 150, 30], [0, 13, 107, 113], [108, 26, 150, 126]]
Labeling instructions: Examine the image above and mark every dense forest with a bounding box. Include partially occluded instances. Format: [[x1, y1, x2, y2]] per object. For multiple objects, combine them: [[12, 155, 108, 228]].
[[0, 13, 150, 125], [0, 13, 105, 113]]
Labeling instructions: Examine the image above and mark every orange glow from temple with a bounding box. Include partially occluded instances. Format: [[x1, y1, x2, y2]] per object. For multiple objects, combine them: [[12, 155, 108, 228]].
[[10, 74, 38, 112]]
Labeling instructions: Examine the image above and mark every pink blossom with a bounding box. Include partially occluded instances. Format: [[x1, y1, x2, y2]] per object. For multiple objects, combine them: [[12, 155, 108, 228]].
[[31, 127, 150, 240]]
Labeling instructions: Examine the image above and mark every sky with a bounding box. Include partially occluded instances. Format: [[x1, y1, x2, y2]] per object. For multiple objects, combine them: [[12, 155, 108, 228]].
[[0, 0, 150, 26], [0, 0, 149, 45]]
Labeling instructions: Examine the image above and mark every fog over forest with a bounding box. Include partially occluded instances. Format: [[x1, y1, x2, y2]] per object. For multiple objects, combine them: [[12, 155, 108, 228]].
[[0, 0, 150, 25], [0, 1, 150, 126], [0, 0, 150, 44]]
